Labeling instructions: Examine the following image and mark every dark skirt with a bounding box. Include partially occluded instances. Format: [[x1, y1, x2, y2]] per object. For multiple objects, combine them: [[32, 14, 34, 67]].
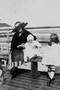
[[11, 49, 24, 65]]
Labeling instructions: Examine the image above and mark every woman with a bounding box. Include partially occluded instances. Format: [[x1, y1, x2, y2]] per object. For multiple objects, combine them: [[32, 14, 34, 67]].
[[10, 21, 37, 79]]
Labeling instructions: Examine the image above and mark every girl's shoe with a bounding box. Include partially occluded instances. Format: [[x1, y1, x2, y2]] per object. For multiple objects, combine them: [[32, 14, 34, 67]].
[[47, 78, 51, 86], [47, 78, 55, 86]]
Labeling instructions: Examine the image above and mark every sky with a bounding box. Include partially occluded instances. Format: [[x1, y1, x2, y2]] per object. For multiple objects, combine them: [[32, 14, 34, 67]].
[[0, 0, 60, 27]]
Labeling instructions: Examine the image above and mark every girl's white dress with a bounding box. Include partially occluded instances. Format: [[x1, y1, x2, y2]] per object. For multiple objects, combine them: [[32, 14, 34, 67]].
[[23, 41, 42, 62], [42, 43, 60, 66]]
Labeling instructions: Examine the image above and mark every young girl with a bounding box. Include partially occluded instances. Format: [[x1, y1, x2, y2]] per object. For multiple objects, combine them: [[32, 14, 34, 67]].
[[42, 33, 60, 86], [23, 34, 42, 62]]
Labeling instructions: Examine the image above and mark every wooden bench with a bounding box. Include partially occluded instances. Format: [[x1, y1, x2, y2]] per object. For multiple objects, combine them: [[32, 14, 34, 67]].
[[0, 53, 9, 67]]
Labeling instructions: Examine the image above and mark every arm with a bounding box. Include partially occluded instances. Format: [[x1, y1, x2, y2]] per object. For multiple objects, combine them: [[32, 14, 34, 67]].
[[11, 32, 18, 51], [33, 40, 41, 49], [17, 43, 25, 49]]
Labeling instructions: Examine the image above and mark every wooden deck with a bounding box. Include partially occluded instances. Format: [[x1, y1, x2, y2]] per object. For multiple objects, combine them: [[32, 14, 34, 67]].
[[0, 67, 60, 90]]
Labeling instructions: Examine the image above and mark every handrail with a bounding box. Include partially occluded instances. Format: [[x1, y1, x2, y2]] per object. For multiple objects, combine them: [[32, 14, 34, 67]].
[[0, 25, 60, 30], [25, 26, 60, 29]]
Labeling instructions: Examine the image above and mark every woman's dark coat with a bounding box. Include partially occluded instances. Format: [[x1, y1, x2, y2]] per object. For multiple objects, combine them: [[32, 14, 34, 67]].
[[11, 29, 37, 51], [11, 29, 37, 63]]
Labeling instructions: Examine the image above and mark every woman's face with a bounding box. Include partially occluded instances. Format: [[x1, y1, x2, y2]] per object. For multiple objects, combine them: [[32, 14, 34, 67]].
[[19, 28, 23, 34], [19, 28, 22, 33]]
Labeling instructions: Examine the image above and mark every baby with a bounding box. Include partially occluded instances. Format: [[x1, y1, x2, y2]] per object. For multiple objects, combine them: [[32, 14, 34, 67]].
[[23, 34, 42, 62]]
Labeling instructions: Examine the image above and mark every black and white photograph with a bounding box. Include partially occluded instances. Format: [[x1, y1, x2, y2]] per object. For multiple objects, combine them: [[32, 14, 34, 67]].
[[0, 0, 60, 90]]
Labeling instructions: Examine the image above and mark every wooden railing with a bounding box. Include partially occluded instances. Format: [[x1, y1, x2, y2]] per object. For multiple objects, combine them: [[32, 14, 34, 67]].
[[0, 26, 60, 67]]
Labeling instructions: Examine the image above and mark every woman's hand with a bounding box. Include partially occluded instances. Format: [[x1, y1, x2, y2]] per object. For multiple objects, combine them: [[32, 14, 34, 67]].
[[17, 43, 25, 49]]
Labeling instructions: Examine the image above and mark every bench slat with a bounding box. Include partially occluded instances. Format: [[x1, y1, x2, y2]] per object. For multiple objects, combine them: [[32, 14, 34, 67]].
[[30, 56, 42, 62]]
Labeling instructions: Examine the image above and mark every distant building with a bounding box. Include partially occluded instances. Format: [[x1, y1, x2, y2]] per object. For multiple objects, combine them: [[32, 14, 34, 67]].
[[0, 23, 11, 27]]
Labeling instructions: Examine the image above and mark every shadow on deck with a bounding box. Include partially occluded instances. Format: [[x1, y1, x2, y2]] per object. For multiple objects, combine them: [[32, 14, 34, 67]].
[[0, 67, 60, 90]]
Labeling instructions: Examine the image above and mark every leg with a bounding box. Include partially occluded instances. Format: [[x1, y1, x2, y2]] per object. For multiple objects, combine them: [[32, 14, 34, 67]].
[[10, 66, 18, 79], [10, 50, 18, 79], [8, 52, 12, 70], [0, 69, 6, 85], [23, 50, 28, 63], [10, 62, 18, 79], [31, 61, 40, 78], [47, 65, 55, 86], [11, 49, 24, 79]]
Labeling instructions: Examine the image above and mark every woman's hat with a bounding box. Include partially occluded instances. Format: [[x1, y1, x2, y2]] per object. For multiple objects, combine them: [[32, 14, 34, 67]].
[[12, 21, 28, 32]]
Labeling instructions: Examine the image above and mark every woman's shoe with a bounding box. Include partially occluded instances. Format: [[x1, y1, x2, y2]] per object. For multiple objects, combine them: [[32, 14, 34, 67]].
[[10, 67, 18, 79]]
